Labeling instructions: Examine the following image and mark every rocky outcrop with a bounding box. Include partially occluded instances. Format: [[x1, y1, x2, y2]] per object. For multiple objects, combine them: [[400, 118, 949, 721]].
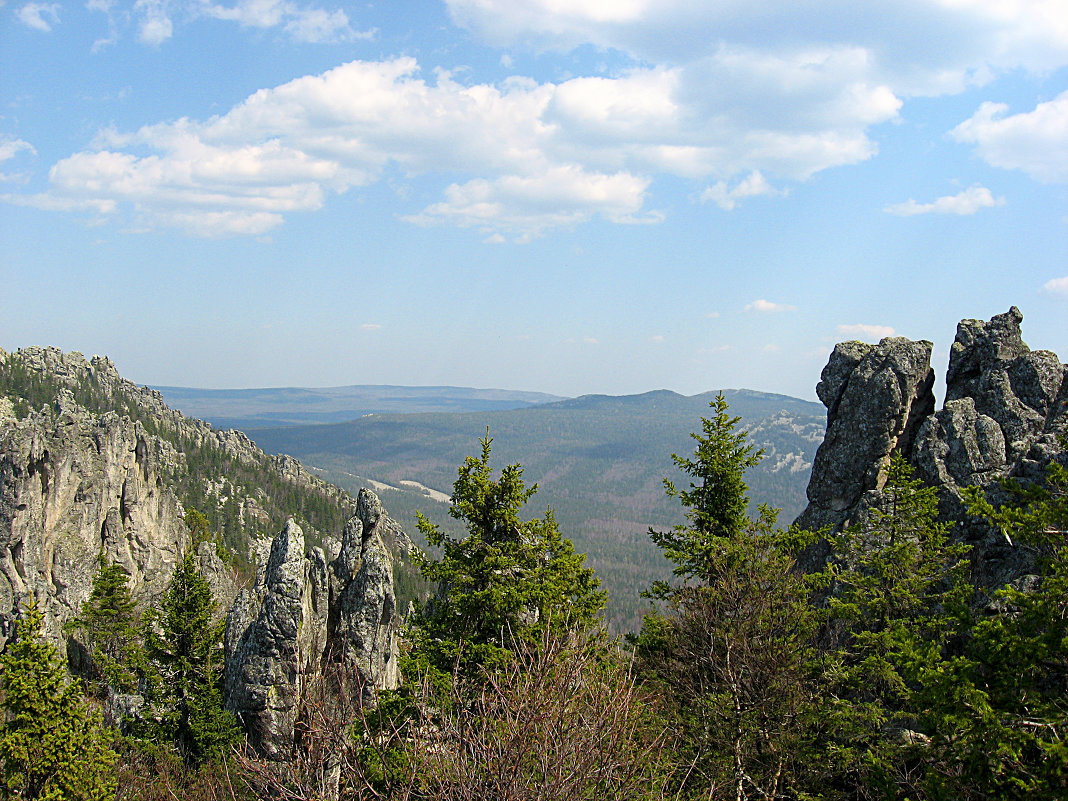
[[0, 389, 193, 652], [1, 346, 409, 758], [796, 308, 1068, 584], [224, 489, 401, 757], [795, 337, 935, 534]]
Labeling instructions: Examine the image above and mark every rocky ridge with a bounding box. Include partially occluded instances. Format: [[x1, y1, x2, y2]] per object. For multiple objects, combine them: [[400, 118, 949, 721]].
[[0, 346, 406, 752], [796, 307, 1067, 584]]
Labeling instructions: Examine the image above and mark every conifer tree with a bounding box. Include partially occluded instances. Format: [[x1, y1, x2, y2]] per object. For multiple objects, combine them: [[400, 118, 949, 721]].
[[822, 453, 974, 798], [638, 394, 826, 799], [138, 553, 241, 765], [409, 433, 605, 684], [0, 599, 117, 801], [67, 555, 140, 695]]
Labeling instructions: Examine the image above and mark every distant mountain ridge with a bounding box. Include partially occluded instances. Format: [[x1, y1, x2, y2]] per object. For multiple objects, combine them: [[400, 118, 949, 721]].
[[153, 384, 566, 430]]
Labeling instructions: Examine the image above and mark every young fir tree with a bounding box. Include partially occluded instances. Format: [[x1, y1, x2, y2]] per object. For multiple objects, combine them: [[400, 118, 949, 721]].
[[138, 553, 241, 765], [638, 393, 827, 800], [408, 433, 606, 685], [0, 600, 117, 801], [66, 555, 141, 696]]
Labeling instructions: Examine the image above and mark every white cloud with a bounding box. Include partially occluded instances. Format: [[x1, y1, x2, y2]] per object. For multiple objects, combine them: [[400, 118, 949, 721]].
[[404, 165, 659, 242], [1041, 276, 1068, 298], [0, 137, 35, 182], [360, 323, 382, 330], [745, 299, 796, 313], [284, 9, 357, 43], [951, 91, 1068, 183], [884, 185, 1004, 215], [445, 1, 1068, 81], [701, 170, 784, 210], [16, 2, 59, 31], [0, 137, 34, 163], [837, 323, 896, 340], [651, 334, 665, 343], [134, 0, 172, 44]]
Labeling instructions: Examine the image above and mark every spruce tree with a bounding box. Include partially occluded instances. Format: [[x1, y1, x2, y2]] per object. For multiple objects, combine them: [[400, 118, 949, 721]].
[[409, 433, 605, 684], [638, 394, 826, 799], [822, 453, 974, 798], [139, 553, 241, 765], [67, 555, 140, 695], [0, 599, 117, 801], [647, 392, 765, 592]]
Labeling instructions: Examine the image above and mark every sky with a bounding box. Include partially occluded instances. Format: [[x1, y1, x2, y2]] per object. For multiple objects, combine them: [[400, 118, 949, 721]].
[[1, 1, 1066, 402]]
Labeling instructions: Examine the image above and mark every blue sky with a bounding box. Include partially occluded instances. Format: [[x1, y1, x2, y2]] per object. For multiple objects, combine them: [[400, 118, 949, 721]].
[[1, 1, 1066, 401]]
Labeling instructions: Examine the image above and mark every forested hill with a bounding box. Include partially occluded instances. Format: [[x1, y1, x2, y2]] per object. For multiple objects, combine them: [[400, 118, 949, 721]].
[[243, 388, 825, 630], [0, 346, 358, 563]]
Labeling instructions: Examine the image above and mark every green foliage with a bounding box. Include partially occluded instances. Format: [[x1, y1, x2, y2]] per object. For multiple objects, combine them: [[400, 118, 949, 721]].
[[0, 600, 117, 801], [927, 454, 1068, 800], [639, 395, 828, 800], [648, 392, 765, 589], [138, 554, 241, 766], [66, 555, 142, 696], [821, 453, 974, 798], [408, 433, 606, 685]]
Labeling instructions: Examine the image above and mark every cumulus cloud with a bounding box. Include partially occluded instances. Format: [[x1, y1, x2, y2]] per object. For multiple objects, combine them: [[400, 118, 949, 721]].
[[16, 2, 59, 31], [404, 166, 659, 242], [445, 0, 1068, 83], [837, 323, 896, 340], [0, 137, 34, 163], [884, 185, 1004, 216], [0, 137, 35, 182], [951, 91, 1068, 183], [745, 299, 796, 313], [1042, 276, 1068, 298], [701, 171, 784, 210], [14, 2, 1068, 237]]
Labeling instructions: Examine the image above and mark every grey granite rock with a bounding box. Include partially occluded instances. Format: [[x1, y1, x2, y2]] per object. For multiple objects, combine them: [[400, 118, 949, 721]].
[[796, 308, 1067, 586], [795, 336, 935, 535], [224, 489, 401, 757], [0, 395, 191, 650]]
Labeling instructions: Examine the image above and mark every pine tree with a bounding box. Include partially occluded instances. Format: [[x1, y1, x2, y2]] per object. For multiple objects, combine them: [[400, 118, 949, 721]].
[[0, 599, 117, 801], [138, 554, 241, 765]]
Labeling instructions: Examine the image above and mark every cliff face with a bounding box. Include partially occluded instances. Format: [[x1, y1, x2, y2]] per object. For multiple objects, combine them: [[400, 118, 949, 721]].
[[0, 389, 190, 649], [0, 346, 404, 752], [796, 308, 1068, 583]]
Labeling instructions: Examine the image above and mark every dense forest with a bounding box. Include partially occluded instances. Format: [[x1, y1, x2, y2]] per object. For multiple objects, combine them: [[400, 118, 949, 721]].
[[2, 387, 1065, 800]]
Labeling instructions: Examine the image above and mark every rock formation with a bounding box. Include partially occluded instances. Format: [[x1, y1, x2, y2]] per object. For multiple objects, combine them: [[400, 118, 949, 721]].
[[0, 387, 196, 651], [223, 489, 401, 756], [796, 307, 1068, 583], [0, 346, 408, 756]]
